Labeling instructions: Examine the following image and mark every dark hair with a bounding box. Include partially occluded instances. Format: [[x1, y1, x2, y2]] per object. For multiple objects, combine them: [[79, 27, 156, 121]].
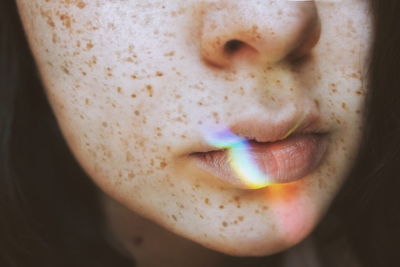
[[1, 0, 399, 266]]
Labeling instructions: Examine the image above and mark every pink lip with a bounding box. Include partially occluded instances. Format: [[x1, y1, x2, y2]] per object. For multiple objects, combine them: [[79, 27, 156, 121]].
[[187, 111, 329, 189], [190, 133, 328, 189], [229, 112, 322, 143]]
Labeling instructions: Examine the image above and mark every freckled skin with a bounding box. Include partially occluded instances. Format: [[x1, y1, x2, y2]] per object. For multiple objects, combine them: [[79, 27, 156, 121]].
[[17, 0, 371, 264]]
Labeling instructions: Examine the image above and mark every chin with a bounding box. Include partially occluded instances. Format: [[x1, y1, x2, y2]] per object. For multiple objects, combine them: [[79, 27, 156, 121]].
[[201, 235, 302, 257], [189, 221, 314, 257]]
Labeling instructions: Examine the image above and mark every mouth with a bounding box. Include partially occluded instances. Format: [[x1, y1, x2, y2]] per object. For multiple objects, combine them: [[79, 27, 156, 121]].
[[189, 133, 328, 189], [188, 114, 329, 189]]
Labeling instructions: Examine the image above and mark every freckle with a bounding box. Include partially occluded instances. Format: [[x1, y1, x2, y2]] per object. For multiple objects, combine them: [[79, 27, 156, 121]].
[[222, 221, 228, 227], [172, 215, 177, 221], [351, 72, 360, 79], [59, 13, 72, 29], [126, 151, 134, 162], [233, 196, 241, 208], [219, 205, 224, 209], [76, 1, 86, 9], [131, 75, 137, 79], [330, 83, 337, 93], [156, 71, 164, 77], [262, 206, 268, 210], [85, 56, 97, 67], [164, 51, 175, 57], [134, 110, 140, 116], [212, 112, 220, 123], [244, 72, 254, 79], [102, 122, 108, 128], [106, 67, 113, 77], [314, 99, 320, 109], [128, 172, 135, 179], [131, 94, 137, 98], [86, 41, 94, 50], [61, 66, 70, 74], [204, 198, 210, 205], [40, 9, 55, 28], [160, 161, 167, 169], [85, 98, 90, 105], [238, 86, 245, 96], [145, 85, 154, 97], [238, 216, 244, 221], [341, 102, 347, 110], [52, 33, 59, 43], [117, 87, 123, 93]]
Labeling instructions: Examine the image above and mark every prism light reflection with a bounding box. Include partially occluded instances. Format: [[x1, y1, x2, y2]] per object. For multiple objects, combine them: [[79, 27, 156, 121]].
[[204, 129, 274, 189]]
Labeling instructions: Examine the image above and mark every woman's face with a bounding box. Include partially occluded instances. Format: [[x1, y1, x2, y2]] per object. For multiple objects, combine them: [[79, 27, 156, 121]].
[[17, 0, 371, 256]]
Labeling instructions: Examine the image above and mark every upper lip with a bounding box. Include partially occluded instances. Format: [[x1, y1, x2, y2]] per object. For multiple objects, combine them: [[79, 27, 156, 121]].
[[230, 112, 322, 143], [189, 112, 326, 154]]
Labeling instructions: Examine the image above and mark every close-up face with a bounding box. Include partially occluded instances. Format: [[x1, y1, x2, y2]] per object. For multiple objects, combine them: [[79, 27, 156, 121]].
[[17, 0, 372, 257]]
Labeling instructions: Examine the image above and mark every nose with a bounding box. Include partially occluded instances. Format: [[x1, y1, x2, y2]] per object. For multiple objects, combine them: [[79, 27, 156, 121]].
[[199, 0, 321, 68]]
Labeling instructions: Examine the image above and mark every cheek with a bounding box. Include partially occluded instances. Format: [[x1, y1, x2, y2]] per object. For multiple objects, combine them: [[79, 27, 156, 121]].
[[16, 1, 187, 178]]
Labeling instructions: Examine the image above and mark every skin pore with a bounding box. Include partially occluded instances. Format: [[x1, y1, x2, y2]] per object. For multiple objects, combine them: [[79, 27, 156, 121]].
[[16, 0, 372, 266]]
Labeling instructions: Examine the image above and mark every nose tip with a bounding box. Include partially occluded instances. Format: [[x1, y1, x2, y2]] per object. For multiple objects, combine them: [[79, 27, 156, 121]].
[[199, 0, 321, 68]]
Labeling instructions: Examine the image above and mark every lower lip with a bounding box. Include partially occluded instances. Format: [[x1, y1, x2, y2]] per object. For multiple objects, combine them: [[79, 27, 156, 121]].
[[190, 134, 328, 189]]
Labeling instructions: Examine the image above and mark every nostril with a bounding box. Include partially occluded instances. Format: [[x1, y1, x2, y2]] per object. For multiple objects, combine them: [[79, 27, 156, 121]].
[[224, 39, 245, 54]]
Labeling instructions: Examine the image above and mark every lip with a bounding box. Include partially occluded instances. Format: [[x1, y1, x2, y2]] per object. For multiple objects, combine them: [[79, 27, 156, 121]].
[[187, 112, 329, 189], [190, 133, 329, 189]]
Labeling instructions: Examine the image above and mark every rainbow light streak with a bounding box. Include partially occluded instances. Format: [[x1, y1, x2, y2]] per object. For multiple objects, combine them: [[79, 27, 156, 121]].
[[204, 129, 275, 189]]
